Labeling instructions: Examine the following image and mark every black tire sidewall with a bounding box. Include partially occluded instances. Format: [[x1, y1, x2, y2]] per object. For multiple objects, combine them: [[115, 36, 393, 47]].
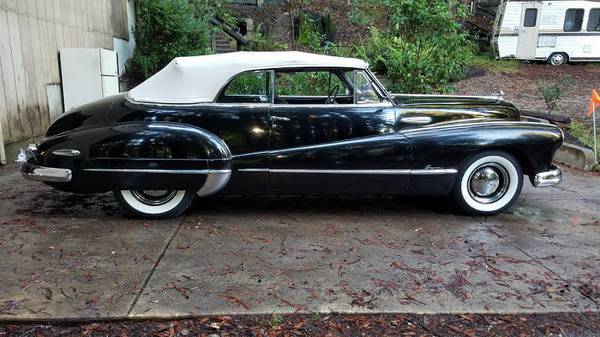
[[548, 53, 567, 66], [453, 151, 523, 216]]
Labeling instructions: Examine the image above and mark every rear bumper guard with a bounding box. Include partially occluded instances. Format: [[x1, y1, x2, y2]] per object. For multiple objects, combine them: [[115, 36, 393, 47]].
[[533, 164, 562, 187]]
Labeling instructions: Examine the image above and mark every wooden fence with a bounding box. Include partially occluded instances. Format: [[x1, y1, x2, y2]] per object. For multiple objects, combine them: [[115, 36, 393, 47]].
[[0, 0, 129, 163]]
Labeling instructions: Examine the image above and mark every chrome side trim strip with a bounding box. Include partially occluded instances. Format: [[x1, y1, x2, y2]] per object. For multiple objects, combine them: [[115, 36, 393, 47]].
[[237, 168, 270, 173], [393, 93, 502, 100], [52, 149, 81, 157], [238, 168, 457, 175], [411, 169, 458, 175], [400, 116, 433, 125], [239, 169, 410, 174], [83, 168, 231, 175]]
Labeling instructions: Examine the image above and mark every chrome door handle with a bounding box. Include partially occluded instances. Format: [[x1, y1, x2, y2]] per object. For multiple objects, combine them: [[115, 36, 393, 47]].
[[400, 116, 432, 125], [270, 116, 290, 122]]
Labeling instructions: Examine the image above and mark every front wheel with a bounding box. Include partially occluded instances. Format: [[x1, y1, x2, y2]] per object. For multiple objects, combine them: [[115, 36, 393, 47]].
[[453, 152, 523, 216], [115, 190, 195, 219]]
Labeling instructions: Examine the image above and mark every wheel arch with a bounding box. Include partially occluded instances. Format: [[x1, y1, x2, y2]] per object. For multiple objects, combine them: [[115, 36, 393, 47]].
[[479, 146, 533, 177]]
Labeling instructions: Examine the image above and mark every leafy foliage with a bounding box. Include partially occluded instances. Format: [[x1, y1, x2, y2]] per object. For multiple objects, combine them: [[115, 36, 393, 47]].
[[276, 71, 349, 96], [349, 0, 473, 93], [127, 0, 232, 84], [469, 53, 520, 74], [223, 71, 271, 98], [569, 120, 599, 150], [538, 76, 575, 113], [244, 24, 288, 52]]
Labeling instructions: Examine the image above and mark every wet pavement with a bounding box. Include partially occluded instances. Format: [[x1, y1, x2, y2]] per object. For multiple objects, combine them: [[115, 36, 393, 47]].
[[0, 165, 598, 320]]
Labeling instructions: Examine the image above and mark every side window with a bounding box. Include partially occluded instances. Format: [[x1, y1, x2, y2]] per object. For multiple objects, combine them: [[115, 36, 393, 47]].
[[524, 8, 537, 27], [355, 71, 383, 104], [218, 71, 271, 103], [564, 9, 584, 32], [588, 8, 600, 31], [275, 71, 352, 101]]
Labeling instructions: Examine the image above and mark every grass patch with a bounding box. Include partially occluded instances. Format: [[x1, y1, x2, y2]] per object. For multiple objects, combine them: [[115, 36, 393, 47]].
[[569, 120, 600, 150], [270, 314, 284, 328], [469, 54, 520, 74]]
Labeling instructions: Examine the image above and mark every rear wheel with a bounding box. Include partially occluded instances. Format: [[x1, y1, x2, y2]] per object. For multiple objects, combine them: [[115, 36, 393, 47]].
[[452, 151, 523, 216], [115, 189, 195, 219], [548, 52, 568, 66]]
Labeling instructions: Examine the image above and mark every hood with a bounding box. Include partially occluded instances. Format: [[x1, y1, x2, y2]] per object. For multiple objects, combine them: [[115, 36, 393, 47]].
[[392, 94, 521, 121]]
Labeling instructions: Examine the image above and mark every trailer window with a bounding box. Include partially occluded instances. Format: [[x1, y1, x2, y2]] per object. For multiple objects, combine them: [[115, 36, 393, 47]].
[[588, 9, 600, 31], [564, 9, 584, 32], [524, 8, 537, 27]]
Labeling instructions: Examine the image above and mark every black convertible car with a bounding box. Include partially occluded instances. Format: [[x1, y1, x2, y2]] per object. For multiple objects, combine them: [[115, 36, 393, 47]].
[[18, 52, 563, 218]]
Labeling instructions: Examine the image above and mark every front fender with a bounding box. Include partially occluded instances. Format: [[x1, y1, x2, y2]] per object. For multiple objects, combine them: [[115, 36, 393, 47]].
[[402, 121, 563, 186], [37, 122, 232, 193]]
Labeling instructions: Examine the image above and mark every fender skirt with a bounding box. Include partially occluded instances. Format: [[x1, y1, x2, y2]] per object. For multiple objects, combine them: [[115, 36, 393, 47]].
[[41, 122, 232, 194]]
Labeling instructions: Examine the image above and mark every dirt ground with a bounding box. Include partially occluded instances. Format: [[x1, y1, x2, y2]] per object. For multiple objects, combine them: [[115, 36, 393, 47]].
[[455, 63, 600, 121], [1, 312, 599, 337]]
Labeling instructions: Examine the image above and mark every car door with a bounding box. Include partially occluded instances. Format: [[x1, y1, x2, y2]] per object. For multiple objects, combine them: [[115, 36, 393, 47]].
[[190, 70, 273, 194], [266, 69, 412, 195]]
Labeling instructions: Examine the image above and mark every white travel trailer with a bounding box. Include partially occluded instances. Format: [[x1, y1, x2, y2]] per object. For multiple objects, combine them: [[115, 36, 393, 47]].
[[491, 0, 600, 65]]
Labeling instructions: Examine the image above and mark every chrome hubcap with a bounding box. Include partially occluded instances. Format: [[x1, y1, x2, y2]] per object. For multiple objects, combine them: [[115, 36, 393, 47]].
[[468, 164, 509, 204], [551, 54, 564, 65], [131, 190, 177, 206]]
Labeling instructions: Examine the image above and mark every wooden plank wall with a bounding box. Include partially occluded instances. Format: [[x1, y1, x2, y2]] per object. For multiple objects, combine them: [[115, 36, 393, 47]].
[[0, 0, 129, 151]]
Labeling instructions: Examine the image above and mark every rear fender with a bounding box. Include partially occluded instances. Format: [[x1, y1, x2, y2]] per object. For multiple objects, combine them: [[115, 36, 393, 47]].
[[39, 122, 232, 194]]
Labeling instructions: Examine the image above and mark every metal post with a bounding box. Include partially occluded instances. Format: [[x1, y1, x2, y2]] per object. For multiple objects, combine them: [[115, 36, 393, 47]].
[[593, 104, 598, 160], [0, 120, 5, 165]]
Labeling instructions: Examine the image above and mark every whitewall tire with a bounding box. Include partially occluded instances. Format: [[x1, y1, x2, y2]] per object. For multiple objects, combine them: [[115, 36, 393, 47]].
[[453, 152, 523, 216], [115, 190, 195, 219]]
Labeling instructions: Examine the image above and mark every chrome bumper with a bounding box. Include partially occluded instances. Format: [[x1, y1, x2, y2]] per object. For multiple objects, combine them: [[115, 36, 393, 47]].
[[22, 163, 72, 182], [16, 143, 72, 183], [533, 164, 562, 187]]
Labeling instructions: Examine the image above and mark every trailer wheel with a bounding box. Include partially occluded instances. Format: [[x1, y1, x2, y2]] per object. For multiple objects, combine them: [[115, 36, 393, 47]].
[[548, 53, 568, 66]]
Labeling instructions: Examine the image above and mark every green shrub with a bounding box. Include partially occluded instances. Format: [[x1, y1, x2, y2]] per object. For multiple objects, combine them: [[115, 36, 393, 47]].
[[244, 24, 288, 51], [538, 76, 575, 113], [297, 12, 328, 52], [127, 0, 232, 84], [569, 120, 599, 150], [349, 0, 473, 94], [469, 53, 520, 74]]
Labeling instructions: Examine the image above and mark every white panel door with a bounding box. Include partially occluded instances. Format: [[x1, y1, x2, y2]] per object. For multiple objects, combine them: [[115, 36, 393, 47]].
[[517, 3, 541, 59], [60, 48, 102, 111]]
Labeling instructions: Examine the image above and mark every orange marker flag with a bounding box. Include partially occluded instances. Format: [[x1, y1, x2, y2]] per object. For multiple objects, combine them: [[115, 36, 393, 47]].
[[589, 89, 600, 117]]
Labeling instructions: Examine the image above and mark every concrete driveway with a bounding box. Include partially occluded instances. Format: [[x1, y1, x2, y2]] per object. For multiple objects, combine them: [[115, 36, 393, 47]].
[[0, 165, 598, 320]]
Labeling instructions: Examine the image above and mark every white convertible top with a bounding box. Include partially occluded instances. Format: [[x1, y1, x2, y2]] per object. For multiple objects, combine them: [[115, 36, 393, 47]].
[[127, 51, 369, 104]]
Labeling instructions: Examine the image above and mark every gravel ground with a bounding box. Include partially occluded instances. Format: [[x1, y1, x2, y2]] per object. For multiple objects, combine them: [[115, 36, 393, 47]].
[[455, 63, 600, 121]]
